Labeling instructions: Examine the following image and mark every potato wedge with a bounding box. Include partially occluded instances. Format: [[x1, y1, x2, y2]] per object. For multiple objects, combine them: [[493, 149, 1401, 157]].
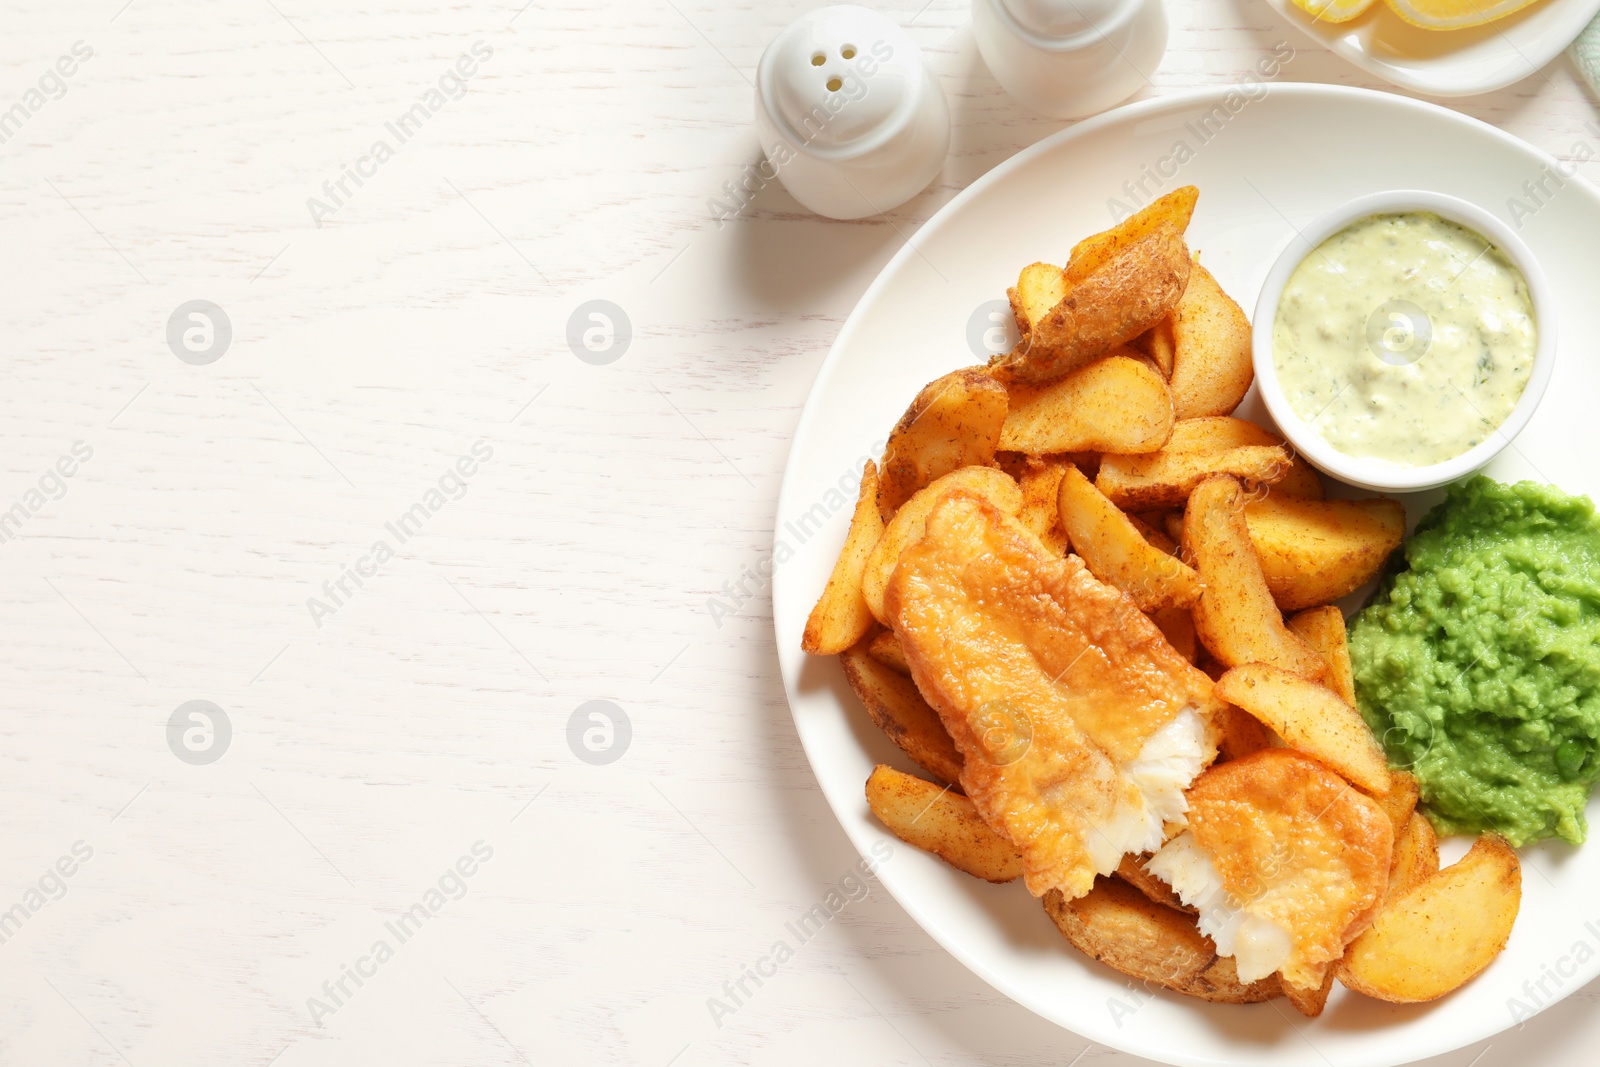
[[1099, 445, 1288, 510], [1044, 879, 1282, 1003], [1370, 769, 1421, 842], [1247, 495, 1406, 612], [1057, 464, 1201, 611], [1287, 606, 1355, 705], [999, 354, 1174, 455], [1168, 259, 1253, 420], [1009, 261, 1068, 342], [841, 640, 963, 786], [1118, 854, 1193, 914], [1386, 810, 1439, 903], [1339, 835, 1521, 1003], [997, 224, 1192, 384], [802, 460, 885, 655], [1184, 475, 1327, 679], [1017, 457, 1072, 556], [1135, 315, 1177, 379], [1127, 512, 1178, 555], [866, 764, 1021, 882], [1283, 970, 1335, 1018], [861, 466, 1022, 624], [1185, 954, 1285, 1005], [1216, 664, 1388, 793], [1150, 605, 1197, 664], [1158, 416, 1323, 499], [878, 368, 1010, 520], [866, 629, 909, 675], [1066, 187, 1199, 286], [1217, 704, 1273, 761]]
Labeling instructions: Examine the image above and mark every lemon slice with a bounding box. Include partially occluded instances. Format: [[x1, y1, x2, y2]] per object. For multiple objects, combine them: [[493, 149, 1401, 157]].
[[1290, 0, 1379, 22], [1383, 0, 1545, 29]]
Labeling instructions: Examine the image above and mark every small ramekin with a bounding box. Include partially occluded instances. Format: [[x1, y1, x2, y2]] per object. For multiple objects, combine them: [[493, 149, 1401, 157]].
[[1251, 189, 1556, 494]]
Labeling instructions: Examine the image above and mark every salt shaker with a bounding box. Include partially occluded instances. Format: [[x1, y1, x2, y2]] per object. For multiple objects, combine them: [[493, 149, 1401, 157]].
[[972, 0, 1167, 119], [753, 5, 951, 221]]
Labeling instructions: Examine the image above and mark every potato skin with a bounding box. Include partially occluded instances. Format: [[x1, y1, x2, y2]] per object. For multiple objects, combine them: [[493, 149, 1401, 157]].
[[842, 639, 963, 786], [1043, 878, 1283, 1004], [878, 368, 1009, 521], [996, 224, 1192, 384], [1167, 260, 1254, 420], [1288, 605, 1356, 704], [865, 764, 1021, 882], [1098, 445, 1288, 511]]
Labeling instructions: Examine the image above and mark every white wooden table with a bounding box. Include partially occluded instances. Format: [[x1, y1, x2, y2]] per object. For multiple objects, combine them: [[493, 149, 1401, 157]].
[[2, 2, 1597, 1064]]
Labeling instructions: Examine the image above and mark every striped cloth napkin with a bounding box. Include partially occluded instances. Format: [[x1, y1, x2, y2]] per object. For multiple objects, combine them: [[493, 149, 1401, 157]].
[[1572, 13, 1600, 94]]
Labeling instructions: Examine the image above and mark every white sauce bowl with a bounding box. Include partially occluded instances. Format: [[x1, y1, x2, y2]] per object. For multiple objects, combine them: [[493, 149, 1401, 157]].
[[1251, 189, 1556, 493]]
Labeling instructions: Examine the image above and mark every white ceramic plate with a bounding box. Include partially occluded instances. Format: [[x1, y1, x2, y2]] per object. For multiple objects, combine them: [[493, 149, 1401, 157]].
[[773, 84, 1600, 1067], [1263, 0, 1600, 97]]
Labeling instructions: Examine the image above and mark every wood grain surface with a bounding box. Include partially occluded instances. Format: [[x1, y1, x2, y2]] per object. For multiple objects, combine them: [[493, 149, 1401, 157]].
[[0, 1, 1596, 1064]]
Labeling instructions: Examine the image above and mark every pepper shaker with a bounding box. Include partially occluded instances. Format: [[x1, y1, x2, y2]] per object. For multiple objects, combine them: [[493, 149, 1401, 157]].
[[973, 0, 1167, 119], [754, 5, 951, 221]]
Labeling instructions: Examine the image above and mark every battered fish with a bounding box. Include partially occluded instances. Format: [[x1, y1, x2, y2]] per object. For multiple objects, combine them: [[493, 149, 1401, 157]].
[[1147, 749, 1393, 989], [885, 489, 1224, 901]]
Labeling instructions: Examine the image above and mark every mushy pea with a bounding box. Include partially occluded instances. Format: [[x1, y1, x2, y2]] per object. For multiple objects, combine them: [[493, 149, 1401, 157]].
[[1351, 476, 1600, 846]]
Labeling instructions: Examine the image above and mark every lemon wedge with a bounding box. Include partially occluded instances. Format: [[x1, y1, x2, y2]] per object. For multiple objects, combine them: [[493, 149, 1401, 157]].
[[1290, 0, 1379, 22], [1383, 0, 1546, 29]]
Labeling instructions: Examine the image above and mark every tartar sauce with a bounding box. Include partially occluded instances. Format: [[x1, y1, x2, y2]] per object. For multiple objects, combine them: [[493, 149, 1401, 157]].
[[1271, 211, 1536, 467]]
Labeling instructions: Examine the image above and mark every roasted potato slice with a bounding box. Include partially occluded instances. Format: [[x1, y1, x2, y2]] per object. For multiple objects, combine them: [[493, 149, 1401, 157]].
[[1117, 854, 1193, 914], [861, 466, 1022, 624], [802, 460, 885, 655], [1386, 811, 1440, 903], [999, 354, 1174, 455], [1246, 495, 1406, 612], [866, 765, 1021, 882], [1150, 605, 1197, 664], [1158, 416, 1322, 499], [996, 224, 1192, 384], [1283, 970, 1335, 1019], [1009, 261, 1068, 344], [1215, 664, 1388, 793], [1167, 259, 1253, 420], [1216, 704, 1273, 761], [1184, 475, 1327, 679], [1339, 835, 1521, 1003], [1369, 769, 1421, 843], [1128, 512, 1178, 554], [1287, 605, 1356, 705], [841, 639, 963, 786], [1135, 315, 1177, 379], [866, 629, 910, 675], [1065, 187, 1199, 286], [1044, 879, 1282, 1004], [1057, 464, 1201, 611], [878, 368, 1010, 520], [1098, 445, 1288, 510], [1016, 457, 1072, 556]]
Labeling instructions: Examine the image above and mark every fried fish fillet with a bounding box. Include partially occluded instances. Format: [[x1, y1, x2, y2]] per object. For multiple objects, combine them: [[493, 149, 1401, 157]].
[[1147, 749, 1393, 989], [885, 490, 1224, 901]]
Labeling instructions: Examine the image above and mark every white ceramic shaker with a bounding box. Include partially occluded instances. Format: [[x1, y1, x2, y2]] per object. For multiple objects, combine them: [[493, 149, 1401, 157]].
[[753, 5, 951, 221], [972, 0, 1167, 119]]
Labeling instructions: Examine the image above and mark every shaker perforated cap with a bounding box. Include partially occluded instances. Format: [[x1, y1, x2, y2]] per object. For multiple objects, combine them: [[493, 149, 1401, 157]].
[[1000, 0, 1131, 40], [758, 5, 924, 156]]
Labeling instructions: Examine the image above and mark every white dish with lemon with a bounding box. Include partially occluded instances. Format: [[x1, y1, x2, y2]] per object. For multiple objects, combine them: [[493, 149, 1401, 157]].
[[1264, 0, 1600, 96]]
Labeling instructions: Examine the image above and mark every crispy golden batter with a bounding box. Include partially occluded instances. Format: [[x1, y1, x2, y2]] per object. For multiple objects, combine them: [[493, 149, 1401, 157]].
[[885, 491, 1223, 900], [1187, 749, 1392, 989]]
